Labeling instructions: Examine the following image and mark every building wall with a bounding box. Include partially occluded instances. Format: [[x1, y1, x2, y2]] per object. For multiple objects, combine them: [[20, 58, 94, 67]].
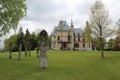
[[51, 31, 92, 51], [56, 31, 70, 42]]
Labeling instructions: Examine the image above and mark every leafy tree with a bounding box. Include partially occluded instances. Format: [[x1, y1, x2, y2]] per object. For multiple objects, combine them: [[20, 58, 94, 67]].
[[89, 0, 114, 58], [30, 32, 37, 50], [4, 34, 18, 59], [113, 37, 120, 51], [0, 0, 26, 37], [17, 27, 24, 60], [116, 19, 120, 37], [4, 34, 20, 52], [83, 21, 93, 50], [114, 19, 120, 50], [93, 38, 107, 50], [24, 28, 30, 57], [36, 33, 40, 58], [47, 36, 51, 49], [113, 20, 120, 50], [27, 32, 36, 57], [83, 21, 92, 42], [116, 19, 120, 36], [107, 38, 114, 51]]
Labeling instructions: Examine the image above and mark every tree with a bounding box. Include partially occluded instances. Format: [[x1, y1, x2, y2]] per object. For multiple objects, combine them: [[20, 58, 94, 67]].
[[24, 28, 30, 57], [116, 19, 120, 37], [107, 38, 114, 51], [47, 36, 51, 49], [8, 36, 14, 59], [93, 38, 107, 50], [114, 19, 120, 50], [83, 21, 93, 50], [4, 34, 18, 59], [36, 33, 40, 58], [113, 36, 120, 51], [17, 27, 24, 60], [89, 0, 114, 58], [83, 21, 92, 42], [30, 32, 37, 50], [4, 34, 23, 52], [4, 38, 12, 59], [113, 20, 120, 50], [0, 0, 26, 37]]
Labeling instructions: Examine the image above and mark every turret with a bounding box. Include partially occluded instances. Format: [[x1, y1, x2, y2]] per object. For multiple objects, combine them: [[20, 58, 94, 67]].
[[70, 20, 74, 29]]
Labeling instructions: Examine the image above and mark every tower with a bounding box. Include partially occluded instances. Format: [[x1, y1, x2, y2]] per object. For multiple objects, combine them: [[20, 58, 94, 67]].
[[70, 20, 74, 50]]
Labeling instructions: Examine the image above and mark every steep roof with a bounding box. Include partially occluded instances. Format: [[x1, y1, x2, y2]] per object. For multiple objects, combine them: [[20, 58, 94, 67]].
[[51, 20, 83, 36], [56, 20, 70, 31], [74, 28, 83, 36]]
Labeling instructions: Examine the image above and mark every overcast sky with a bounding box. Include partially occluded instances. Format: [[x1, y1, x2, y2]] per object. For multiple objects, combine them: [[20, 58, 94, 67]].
[[0, 0, 120, 49]]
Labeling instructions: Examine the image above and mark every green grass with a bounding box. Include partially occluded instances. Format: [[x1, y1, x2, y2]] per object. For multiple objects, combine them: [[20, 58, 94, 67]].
[[0, 50, 120, 80]]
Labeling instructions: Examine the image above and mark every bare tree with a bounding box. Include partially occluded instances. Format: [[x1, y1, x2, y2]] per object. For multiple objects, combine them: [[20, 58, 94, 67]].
[[89, 0, 114, 58], [116, 19, 120, 37]]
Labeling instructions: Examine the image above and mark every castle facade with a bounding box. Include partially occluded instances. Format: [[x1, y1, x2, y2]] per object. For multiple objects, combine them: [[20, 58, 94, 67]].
[[51, 20, 92, 51]]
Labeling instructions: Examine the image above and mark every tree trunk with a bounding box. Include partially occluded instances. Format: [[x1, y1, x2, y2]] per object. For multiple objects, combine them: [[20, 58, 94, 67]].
[[36, 46, 39, 58], [9, 44, 12, 59], [99, 25, 104, 58], [18, 44, 22, 61], [25, 47, 28, 57], [28, 47, 31, 57], [100, 38, 104, 58]]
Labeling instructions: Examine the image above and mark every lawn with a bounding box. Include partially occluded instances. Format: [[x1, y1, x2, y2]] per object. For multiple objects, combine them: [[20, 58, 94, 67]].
[[0, 50, 120, 80]]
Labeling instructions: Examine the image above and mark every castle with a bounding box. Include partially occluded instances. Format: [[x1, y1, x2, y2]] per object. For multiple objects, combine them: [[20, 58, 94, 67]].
[[51, 20, 92, 51]]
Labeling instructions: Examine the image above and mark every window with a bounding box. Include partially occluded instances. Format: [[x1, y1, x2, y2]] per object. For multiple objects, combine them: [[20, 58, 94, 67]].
[[58, 36, 60, 41], [68, 33, 71, 41], [68, 36, 71, 41], [74, 37, 76, 41], [83, 38, 85, 41], [74, 43, 79, 48], [89, 44, 90, 48], [83, 43, 85, 48], [78, 37, 80, 41]]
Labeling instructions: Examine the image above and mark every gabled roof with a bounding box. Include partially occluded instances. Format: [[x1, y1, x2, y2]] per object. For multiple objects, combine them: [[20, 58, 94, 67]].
[[74, 28, 83, 36]]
